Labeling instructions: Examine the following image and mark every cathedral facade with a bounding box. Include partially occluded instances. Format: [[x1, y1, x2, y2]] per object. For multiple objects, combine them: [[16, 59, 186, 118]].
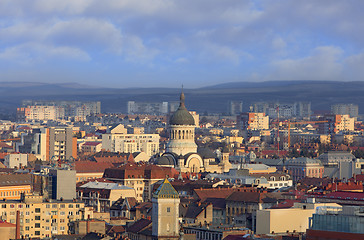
[[156, 91, 231, 173]]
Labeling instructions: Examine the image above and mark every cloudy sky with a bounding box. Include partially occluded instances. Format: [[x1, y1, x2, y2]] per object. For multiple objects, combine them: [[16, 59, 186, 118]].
[[0, 0, 363, 88]]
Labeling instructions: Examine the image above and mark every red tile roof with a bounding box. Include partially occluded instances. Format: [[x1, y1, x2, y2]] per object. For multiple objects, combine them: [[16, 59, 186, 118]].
[[75, 161, 115, 173], [194, 188, 237, 201], [127, 218, 152, 233], [94, 156, 126, 163], [0, 220, 16, 227]]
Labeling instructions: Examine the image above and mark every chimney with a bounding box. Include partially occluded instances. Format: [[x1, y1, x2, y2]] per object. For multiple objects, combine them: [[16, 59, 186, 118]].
[[16, 211, 20, 239]]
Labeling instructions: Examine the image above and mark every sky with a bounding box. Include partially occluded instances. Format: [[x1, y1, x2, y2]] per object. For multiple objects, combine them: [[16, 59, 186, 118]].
[[0, 0, 364, 88]]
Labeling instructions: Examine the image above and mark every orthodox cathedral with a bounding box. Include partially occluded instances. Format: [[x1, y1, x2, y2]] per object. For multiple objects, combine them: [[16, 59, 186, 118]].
[[155, 91, 231, 173]]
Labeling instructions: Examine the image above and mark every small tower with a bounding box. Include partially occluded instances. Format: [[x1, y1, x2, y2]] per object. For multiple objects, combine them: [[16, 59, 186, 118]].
[[152, 179, 180, 239]]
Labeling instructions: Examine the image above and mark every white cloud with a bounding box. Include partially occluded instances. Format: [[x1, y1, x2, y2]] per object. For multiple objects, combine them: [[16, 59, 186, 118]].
[[270, 46, 343, 80]]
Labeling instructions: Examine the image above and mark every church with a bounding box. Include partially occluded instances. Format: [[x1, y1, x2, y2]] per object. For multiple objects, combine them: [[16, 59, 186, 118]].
[[155, 91, 231, 173]]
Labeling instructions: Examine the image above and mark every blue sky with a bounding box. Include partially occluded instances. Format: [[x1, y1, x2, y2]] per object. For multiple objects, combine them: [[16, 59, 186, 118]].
[[0, 0, 363, 88]]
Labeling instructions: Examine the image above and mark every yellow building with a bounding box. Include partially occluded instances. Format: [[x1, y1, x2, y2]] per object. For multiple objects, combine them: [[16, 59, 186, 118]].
[[0, 194, 93, 239], [256, 200, 341, 234], [0, 174, 32, 200]]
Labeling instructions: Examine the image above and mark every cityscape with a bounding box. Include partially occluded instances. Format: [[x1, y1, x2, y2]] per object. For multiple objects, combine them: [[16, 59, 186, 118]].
[[1, 1, 364, 240]]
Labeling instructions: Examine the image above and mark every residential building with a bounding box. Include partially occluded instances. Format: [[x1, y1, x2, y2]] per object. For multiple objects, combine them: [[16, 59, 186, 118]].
[[32, 167, 76, 201], [77, 181, 136, 212], [229, 101, 243, 116], [4, 153, 28, 168], [237, 112, 269, 131], [80, 142, 102, 154], [318, 114, 354, 134], [103, 164, 177, 202], [19, 100, 101, 122], [0, 194, 93, 239], [225, 189, 278, 229], [256, 200, 341, 235], [102, 125, 159, 157], [18, 127, 77, 161], [0, 174, 31, 200], [17, 105, 65, 121], [331, 104, 359, 118], [127, 101, 169, 115], [74, 161, 115, 182]]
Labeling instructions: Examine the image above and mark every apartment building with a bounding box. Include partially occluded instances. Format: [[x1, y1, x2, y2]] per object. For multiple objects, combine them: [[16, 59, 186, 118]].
[[102, 128, 159, 157], [103, 164, 176, 202], [0, 194, 93, 239], [0, 174, 31, 200], [4, 153, 28, 168], [18, 100, 101, 122], [331, 104, 359, 118], [18, 127, 77, 161], [237, 112, 269, 131], [17, 106, 65, 121], [319, 114, 354, 134], [77, 181, 136, 212]]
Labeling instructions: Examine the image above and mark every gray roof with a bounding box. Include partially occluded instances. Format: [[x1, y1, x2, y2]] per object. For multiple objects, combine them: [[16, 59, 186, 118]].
[[286, 157, 322, 166], [169, 92, 195, 126], [79, 181, 133, 190]]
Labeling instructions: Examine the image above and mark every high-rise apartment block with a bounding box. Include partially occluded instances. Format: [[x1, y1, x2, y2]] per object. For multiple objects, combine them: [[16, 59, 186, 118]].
[[0, 194, 92, 239], [252, 101, 311, 119], [237, 112, 269, 130], [229, 101, 243, 116], [17, 127, 77, 161], [127, 101, 168, 115], [331, 104, 359, 118], [17, 100, 101, 122], [318, 114, 354, 134], [32, 168, 76, 201]]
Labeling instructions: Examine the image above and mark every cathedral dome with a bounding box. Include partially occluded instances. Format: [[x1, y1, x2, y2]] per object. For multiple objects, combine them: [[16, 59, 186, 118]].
[[156, 155, 175, 166], [169, 91, 195, 126]]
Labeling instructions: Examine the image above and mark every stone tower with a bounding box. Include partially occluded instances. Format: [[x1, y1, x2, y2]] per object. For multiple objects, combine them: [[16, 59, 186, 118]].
[[152, 179, 180, 239], [166, 90, 197, 155]]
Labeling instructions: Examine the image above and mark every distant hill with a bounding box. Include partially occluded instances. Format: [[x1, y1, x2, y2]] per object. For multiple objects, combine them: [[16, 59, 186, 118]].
[[0, 81, 363, 115]]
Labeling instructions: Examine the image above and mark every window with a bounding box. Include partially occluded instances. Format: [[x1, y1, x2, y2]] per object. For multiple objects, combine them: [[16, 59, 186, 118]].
[[26, 204, 30, 208], [60, 226, 65, 231], [25, 226, 29, 231], [25, 219, 30, 223], [60, 211, 65, 215], [1, 204, 5, 208], [167, 207, 170, 213], [45, 226, 50, 231], [46, 204, 50, 208], [68, 204, 73, 208], [60, 219, 65, 223], [35, 231, 40, 235], [35, 208, 40, 213], [60, 204, 65, 208], [25, 211, 30, 216], [35, 223, 40, 228], [35, 216, 41, 220]]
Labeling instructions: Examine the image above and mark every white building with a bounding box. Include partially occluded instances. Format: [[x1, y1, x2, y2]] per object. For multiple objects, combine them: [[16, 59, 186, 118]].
[[102, 127, 160, 157], [4, 153, 28, 168]]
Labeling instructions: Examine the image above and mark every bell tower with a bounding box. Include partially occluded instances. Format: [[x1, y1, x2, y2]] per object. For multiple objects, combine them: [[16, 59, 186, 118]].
[[152, 179, 180, 239]]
